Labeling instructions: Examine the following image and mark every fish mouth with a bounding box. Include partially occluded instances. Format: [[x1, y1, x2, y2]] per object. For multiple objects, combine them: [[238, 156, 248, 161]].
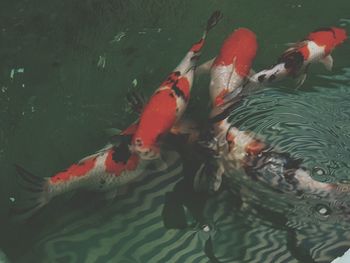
[[135, 147, 160, 160]]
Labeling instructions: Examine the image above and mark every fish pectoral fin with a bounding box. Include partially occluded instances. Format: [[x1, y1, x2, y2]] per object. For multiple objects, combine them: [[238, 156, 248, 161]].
[[194, 57, 215, 76], [104, 129, 125, 146], [284, 42, 297, 47], [320, 55, 333, 71], [126, 89, 146, 114], [105, 128, 123, 137], [104, 186, 129, 200], [295, 72, 307, 89]]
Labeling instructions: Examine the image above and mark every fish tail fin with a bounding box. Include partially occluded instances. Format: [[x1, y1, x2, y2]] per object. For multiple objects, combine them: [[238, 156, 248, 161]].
[[189, 11, 223, 55], [206, 10, 223, 32], [11, 164, 50, 220], [176, 11, 222, 75]]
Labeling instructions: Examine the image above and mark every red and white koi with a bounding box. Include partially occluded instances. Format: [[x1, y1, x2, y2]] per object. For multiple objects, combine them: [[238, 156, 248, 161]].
[[131, 11, 222, 160], [250, 27, 347, 87], [210, 28, 257, 109], [12, 123, 165, 219], [194, 28, 258, 192]]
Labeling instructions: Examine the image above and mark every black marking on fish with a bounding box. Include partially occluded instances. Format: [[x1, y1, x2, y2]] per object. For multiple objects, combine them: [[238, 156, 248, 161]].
[[258, 74, 266, 83], [268, 74, 276, 82], [112, 135, 132, 164], [165, 71, 180, 84], [284, 169, 299, 187], [312, 27, 336, 38], [171, 85, 186, 101], [279, 50, 304, 75]]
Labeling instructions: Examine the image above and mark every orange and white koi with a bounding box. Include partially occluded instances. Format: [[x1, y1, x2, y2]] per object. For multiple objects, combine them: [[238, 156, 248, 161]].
[[131, 11, 222, 160], [12, 124, 157, 219], [251, 27, 347, 87]]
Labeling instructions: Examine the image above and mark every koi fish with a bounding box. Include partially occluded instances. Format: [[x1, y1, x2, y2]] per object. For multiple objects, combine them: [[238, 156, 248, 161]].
[[131, 11, 222, 160], [194, 122, 350, 206], [12, 124, 167, 219], [209, 28, 257, 110], [193, 27, 258, 192], [250, 27, 347, 87]]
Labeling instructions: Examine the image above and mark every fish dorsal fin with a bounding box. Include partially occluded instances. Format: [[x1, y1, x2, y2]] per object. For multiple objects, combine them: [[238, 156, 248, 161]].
[[281, 41, 308, 58], [78, 144, 113, 164], [320, 55, 333, 71], [105, 128, 123, 137], [249, 68, 256, 76]]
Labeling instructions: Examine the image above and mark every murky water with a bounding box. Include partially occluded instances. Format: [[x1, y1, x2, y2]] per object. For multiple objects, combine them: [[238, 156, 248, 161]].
[[1, 0, 350, 262]]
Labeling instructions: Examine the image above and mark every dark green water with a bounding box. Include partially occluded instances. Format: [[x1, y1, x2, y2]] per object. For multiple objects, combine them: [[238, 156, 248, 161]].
[[1, 0, 350, 262]]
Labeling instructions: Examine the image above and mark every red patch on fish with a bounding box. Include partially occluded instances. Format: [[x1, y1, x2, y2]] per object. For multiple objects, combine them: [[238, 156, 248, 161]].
[[190, 38, 205, 53], [298, 44, 310, 60], [214, 88, 229, 107], [307, 27, 347, 55], [245, 140, 265, 155], [50, 157, 97, 184], [133, 71, 191, 149], [132, 87, 178, 149], [226, 131, 235, 152], [105, 149, 139, 175], [213, 28, 258, 77]]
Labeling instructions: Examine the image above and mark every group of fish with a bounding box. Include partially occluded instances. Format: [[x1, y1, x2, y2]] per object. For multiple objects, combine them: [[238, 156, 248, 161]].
[[13, 11, 349, 220]]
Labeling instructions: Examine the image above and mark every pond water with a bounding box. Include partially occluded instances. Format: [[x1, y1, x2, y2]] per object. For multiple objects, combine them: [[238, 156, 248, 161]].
[[0, 0, 349, 262]]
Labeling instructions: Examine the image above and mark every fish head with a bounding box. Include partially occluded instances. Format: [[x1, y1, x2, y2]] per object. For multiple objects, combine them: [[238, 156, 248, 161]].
[[132, 136, 161, 160]]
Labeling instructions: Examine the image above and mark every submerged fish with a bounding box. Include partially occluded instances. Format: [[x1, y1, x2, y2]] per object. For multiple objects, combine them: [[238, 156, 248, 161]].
[[194, 120, 350, 212], [12, 124, 164, 219], [131, 11, 222, 160], [250, 27, 347, 87]]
